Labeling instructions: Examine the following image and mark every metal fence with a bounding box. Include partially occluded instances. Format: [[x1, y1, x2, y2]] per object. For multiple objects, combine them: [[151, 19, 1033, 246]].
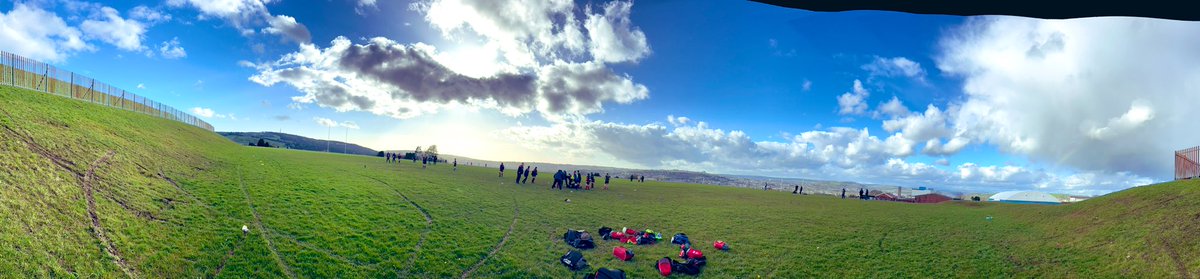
[[0, 51, 214, 131], [1176, 146, 1199, 180]]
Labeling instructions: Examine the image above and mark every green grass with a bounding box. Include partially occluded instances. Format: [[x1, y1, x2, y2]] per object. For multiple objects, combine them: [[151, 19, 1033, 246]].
[[2, 85, 1199, 278]]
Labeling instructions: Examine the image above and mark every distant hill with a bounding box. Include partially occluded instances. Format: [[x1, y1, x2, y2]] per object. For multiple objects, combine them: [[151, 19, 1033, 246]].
[[218, 131, 378, 156]]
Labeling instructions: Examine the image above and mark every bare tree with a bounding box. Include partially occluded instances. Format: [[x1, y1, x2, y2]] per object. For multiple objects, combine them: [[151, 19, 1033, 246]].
[[425, 145, 438, 157]]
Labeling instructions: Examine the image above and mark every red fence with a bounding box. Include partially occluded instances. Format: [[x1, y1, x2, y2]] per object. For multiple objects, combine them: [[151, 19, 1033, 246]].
[[0, 51, 213, 131], [1177, 146, 1200, 180]]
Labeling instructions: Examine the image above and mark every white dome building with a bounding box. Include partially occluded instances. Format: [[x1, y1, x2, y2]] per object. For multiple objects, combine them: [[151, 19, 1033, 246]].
[[988, 191, 1061, 204]]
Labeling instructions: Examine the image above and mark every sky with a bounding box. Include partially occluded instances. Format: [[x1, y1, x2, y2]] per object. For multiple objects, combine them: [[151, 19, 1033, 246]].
[[4, 0, 1200, 195]]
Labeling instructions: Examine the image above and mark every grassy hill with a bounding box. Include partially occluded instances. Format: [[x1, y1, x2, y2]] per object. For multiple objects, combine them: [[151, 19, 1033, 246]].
[[218, 131, 378, 156], [3, 84, 1199, 278]]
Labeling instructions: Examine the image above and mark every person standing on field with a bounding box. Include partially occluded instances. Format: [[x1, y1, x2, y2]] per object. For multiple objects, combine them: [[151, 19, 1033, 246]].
[[516, 163, 525, 184], [531, 167, 538, 184], [499, 163, 505, 177], [453, 159, 457, 171], [604, 173, 610, 190], [523, 166, 531, 184]]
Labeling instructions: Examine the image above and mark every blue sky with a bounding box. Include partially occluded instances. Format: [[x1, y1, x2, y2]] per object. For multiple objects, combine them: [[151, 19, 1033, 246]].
[[6, 0, 1200, 195]]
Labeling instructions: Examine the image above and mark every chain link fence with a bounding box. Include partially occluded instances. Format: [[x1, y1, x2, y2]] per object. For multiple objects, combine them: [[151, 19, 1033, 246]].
[[0, 51, 214, 131]]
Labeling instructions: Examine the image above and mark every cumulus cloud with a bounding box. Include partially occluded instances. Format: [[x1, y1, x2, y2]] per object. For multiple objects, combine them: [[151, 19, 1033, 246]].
[[876, 96, 910, 118], [136, 83, 145, 89], [584, 0, 650, 63], [314, 117, 338, 127], [80, 6, 148, 51], [937, 16, 1200, 179], [0, 3, 91, 62], [250, 0, 652, 120], [159, 37, 187, 59], [837, 79, 869, 115], [171, 0, 309, 43], [340, 121, 359, 129], [862, 56, 926, 81], [263, 15, 311, 43], [190, 107, 225, 118]]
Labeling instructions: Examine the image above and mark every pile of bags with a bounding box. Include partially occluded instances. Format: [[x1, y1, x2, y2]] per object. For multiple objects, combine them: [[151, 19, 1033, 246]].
[[654, 233, 710, 276], [561, 228, 730, 277], [599, 227, 661, 245]]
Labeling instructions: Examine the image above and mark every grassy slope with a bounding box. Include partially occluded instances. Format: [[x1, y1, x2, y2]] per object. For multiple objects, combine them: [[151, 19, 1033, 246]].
[[2, 85, 1198, 278]]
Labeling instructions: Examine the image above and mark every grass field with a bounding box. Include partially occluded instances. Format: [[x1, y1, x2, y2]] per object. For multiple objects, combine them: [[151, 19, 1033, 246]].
[[3, 85, 1200, 278]]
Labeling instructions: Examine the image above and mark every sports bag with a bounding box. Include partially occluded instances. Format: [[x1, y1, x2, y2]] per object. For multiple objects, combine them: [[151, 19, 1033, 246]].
[[560, 250, 587, 270]]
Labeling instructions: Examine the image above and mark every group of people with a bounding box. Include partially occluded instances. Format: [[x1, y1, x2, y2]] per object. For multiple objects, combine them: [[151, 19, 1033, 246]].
[[550, 170, 612, 190], [840, 188, 871, 199], [493, 162, 655, 192], [382, 152, 455, 171], [507, 163, 537, 184]]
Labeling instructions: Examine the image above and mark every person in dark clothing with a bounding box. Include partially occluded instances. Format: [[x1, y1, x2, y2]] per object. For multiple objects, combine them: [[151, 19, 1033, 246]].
[[630, 175, 635, 182], [421, 156, 427, 169], [516, 164, 525, 184], [799, 186, 803, 195], [557, 170, 566, 189], [604, 173, 610, 190], [639, 175, 644, 183], [551, 170, 560, 189], [523, 167, 531, 184], [841, 188, 846, 199], [531, 167, 538, 184], [499, 163, 505, 177], [575, 171, 582, 189], [453, 159, 457, 171], [793, 185, 799, 194]]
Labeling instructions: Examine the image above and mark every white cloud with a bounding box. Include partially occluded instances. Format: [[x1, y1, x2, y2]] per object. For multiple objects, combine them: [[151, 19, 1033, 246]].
[[862, 56, 926, 81], [584, 0, 650, 63], [314, 117, 338, 127], [137, 83, 145, 89], [340, 121, 359, 129], [80, 6, 147, 51], [357, 0, 377, 11], [937, 16, 1200, 179], [263, 14, 311, 43], [0, 3, 91, 62], [173, 0, 308, 43], [159, 37, 187, 59], [252, 1, 652, 120], [129, 5, 171, 24], [876, 96, 910, 118], [837, 79, 869, 115], [190, 107, 225, 118], [802, 79, 812, 91], [882, 104, 951, 145]]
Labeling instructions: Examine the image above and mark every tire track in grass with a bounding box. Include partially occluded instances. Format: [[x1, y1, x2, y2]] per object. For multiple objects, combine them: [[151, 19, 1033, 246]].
[[84, 151, 139, 279], [460, 196, 519, 279], [358, 175, 433, 276], [237, 162, 295, 279], [1, 110, 138, 278], [266, 227, 384, 268], [211, 235, 246, 278]]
